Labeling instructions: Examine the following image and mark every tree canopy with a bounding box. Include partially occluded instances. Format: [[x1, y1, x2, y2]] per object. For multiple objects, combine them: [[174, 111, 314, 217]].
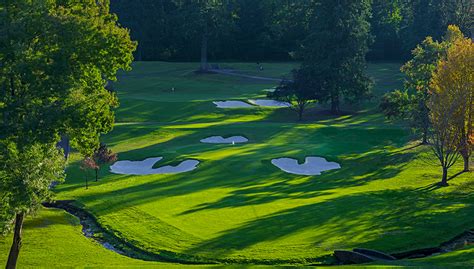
[[0, 1, 136, 267], [380, 25, 466, 144], [270, 69, 316, 121], [299, 0, 373, 114], [429, 35, 474, 175], [110, 0, 473, 62]]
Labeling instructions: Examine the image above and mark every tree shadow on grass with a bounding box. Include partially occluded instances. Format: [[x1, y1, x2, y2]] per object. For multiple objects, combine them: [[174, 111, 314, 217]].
[[412, 170, 469, 193], [24, 210, 77, 229], [61, 115, 408, 192], [182, 188, 473, 260], [73, 135, 414, 223], [178, 148, 415, 215]]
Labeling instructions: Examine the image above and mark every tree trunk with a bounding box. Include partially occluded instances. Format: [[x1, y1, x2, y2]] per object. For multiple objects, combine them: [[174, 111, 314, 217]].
[[439, 167, 449, 186], [460, 130, 470, 172], [462, 154, 470, 172], [57, 136, 70, 159], [200, 33, 209, 72], [298, 105, 304, 121], [95, 168, 99, 182], [421, 128, 428, 145], [6, 213, 25, 269], [330, 94, 340, 114], [2, 78, 6, 119]]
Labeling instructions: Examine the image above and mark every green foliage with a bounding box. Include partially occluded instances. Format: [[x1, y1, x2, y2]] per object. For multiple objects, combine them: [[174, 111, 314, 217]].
[[0, 0, 136, 154], [111, 0, 313, 61], [398, 35, 443, 142], [369, 0, 405, 60], [381, 25, 466, 143], [269, 69, 316, 120], [0, 141, 65, 234], [401, 37, 444, 95], [0, 0, 135, 237], [379, 90, 411, 119], [429, 36, 474, 175], [233, 0, 312, 60], [300, 0, 373, 113], [110, 0, 473, 61], [403, 0, 473, 55]]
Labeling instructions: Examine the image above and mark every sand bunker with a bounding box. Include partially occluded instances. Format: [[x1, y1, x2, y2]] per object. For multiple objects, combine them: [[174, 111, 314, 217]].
[[271, 157, 340, 176], [200, 136, 248, 144], [110, 157, 199, 175], [249, 99, 291, 107], [213, 101, 254, 108], [263, 88, 276, 93]]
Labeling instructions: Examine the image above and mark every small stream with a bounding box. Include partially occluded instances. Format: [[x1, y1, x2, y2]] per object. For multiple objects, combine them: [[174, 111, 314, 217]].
[[42, 200, 210, 265], [44, 200, 474, 265], [393, 229, 474, 259]]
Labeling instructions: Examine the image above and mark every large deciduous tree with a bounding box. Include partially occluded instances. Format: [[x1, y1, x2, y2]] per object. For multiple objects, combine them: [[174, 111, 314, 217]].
[[300, 0, 373, 114], [380, 25, 466, 144], [399, 36, 445, 144], [428, 35, 473, 186], [173, 0, 235, 72], [430, 37, 474, 173], [0, 1, 136, 268], [428, 94, 462, 187]]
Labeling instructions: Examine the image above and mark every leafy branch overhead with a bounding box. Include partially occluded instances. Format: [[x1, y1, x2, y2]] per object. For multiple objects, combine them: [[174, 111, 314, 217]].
[[0, 0, 135, 267]]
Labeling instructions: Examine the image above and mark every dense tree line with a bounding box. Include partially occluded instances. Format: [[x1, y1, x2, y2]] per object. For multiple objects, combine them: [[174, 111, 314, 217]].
[[111, 0, 473, 62]]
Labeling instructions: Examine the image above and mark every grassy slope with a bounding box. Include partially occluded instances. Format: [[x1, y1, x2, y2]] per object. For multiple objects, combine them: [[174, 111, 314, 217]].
[[1, 62, 472, 267], [0, 208, 179, 268]]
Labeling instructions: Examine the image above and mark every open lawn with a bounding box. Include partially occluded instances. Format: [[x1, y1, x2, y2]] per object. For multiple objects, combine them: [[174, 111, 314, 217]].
[[1, 62, 472, 268]]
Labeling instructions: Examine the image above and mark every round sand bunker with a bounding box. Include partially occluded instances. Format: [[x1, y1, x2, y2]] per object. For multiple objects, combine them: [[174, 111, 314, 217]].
[[110, 157, 199, 175], [248, 99, 291, 107], [213, 101, 254, 108], [200, 136, 248, 144], [271, 157, 340, 176]]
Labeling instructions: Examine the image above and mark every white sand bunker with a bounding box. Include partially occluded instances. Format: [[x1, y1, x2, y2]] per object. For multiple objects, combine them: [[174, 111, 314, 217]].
[[213, 101, 254, 108], [249, 99, 291, 107], [200, 136, 248, 144], [110, 157, 199, 175], [271, 157, 340, 176]]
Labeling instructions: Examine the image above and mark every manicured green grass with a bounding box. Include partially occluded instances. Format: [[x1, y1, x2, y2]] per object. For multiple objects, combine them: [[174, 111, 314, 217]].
[[1, 61, 472, 268], [0, 208, 176, 268], [217, 62, 299, 78]]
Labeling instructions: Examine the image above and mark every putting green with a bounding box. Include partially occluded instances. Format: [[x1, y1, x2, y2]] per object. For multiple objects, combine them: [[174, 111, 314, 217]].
[[1, 62, 472, 267]]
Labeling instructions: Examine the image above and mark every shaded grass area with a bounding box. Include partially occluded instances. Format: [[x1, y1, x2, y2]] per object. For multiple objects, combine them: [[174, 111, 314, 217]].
[[1, 61, 473, 267], [0, 208, 172, 268], [0, 207, 472, 268]]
